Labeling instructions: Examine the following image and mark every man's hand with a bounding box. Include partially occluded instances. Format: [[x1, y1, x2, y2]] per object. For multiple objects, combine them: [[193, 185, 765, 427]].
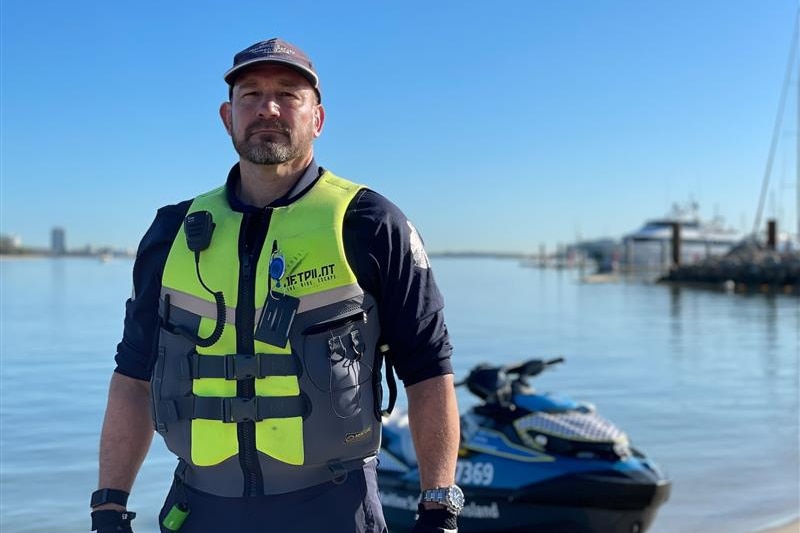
[[90, 509, 136, 533], [411, 506, 458, 533]]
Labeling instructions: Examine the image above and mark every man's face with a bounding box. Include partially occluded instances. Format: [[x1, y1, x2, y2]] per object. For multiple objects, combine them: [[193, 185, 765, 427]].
[[220, 65, 323, 166]]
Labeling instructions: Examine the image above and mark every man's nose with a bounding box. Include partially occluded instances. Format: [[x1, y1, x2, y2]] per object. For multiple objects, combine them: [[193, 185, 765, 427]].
[[257, 96, 280, 117]]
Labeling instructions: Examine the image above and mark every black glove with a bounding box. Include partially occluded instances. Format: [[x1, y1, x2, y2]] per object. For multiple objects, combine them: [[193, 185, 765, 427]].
[[91, 509, 136, 533], [411, 505, 458, 533]]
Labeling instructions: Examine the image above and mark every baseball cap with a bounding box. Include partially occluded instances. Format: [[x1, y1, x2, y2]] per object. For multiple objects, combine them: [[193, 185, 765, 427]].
[[224, 38, 320, 100]]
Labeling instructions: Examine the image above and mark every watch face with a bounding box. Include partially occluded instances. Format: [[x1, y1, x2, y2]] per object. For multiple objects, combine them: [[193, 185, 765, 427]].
[[446, 485, 465, 511]]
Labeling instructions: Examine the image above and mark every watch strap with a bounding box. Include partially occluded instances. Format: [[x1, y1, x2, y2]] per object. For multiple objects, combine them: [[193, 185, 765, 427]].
[[90, 488, 130, 509], [421, 487, 445, 502]]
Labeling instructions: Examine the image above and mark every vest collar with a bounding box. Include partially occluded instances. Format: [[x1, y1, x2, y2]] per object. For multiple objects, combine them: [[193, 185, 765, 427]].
[[225, 161, 323, 213]]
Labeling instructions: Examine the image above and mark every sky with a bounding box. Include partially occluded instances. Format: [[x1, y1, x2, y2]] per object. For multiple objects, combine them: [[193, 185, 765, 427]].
[[1, 0, 798, 253]]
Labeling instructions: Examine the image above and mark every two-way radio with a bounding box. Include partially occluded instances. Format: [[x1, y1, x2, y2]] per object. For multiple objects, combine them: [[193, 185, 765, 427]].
[[172, 211, 226, 347]]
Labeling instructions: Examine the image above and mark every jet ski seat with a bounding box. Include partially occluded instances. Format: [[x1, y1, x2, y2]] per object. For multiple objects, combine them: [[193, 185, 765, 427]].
[[382, 410, 418, 466]]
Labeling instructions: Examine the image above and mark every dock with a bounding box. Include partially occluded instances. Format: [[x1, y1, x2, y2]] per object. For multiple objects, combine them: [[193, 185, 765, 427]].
[[658, 241, 800, 294]]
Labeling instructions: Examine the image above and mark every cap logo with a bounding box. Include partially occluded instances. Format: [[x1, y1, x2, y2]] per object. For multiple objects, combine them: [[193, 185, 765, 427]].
[[225, 38, 320, 98], [252, 42, 296, 57]]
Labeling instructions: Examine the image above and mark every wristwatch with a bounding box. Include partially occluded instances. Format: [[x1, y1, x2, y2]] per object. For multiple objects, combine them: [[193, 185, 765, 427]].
[[90, 488, 129, 509], [420, 485, 465, 515]]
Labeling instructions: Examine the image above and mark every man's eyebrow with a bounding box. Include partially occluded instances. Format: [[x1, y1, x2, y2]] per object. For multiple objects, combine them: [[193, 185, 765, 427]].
[[235, 78, 260, 90], [274, 77, 309, 90]]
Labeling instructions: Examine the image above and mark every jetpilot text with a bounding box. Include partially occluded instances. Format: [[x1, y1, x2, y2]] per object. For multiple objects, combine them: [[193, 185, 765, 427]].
[[284, 264, 336, 288]]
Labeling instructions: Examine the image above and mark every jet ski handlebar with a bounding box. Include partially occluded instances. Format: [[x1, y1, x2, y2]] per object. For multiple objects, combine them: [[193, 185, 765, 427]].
[[504, 357, 564, 378], [454, 357, 565, 403]]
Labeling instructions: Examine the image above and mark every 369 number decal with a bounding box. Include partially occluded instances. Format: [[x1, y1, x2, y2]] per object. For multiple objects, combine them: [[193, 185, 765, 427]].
[[455, 461, 494, 486]]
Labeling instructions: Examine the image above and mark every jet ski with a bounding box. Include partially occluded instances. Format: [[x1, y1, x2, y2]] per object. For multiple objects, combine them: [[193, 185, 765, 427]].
[[377, 357, 671, 533]]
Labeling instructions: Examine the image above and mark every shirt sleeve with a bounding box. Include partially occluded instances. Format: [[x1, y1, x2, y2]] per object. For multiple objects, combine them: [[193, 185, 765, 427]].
[[343, 189, 453, 386], [114, 201, 190, 380]]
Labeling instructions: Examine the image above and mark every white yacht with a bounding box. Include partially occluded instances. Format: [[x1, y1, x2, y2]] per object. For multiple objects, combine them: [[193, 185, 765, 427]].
[[622, 203, 743, 267]]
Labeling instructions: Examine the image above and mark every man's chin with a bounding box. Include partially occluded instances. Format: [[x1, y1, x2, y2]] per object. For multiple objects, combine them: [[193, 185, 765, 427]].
[[237, 144, 293, 166], [245, 157, 288, 166]]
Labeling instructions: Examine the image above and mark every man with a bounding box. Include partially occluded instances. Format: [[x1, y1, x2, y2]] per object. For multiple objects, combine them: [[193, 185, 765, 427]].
[[91, 38, 462, 533]]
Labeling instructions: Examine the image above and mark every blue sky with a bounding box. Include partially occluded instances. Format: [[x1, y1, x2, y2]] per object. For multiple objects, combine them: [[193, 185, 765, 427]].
[[1, 0, 798, 253]]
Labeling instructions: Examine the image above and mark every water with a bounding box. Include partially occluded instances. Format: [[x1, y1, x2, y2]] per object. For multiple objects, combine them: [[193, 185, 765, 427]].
[[1, 257, 797, 533]]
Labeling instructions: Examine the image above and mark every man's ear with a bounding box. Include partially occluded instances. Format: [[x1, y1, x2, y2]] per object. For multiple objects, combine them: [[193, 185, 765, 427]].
[[313, 104, 325, 138], [219, 102, 233, 135]]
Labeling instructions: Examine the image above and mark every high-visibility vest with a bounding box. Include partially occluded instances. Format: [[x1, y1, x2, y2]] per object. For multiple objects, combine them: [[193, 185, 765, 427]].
[[152, 171, 383, 496]]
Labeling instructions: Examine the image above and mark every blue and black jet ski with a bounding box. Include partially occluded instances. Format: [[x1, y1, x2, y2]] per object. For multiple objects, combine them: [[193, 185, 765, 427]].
[[377, 358, 671, 533]]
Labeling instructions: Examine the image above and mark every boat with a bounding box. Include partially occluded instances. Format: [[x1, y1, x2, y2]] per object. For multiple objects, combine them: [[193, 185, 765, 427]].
[[377, 358, 671, 533], [622, 202, 743, 267]]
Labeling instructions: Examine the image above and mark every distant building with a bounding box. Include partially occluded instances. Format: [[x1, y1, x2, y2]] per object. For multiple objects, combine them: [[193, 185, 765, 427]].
[[51, 227, 66, 255]]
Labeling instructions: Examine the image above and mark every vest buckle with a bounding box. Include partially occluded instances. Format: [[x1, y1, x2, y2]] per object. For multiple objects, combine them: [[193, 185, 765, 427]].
[[225, 353, 259, 380], [222, 397, 257, 423]]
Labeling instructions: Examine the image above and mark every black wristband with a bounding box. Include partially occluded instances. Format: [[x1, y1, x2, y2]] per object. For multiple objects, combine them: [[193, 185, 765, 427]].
[[90, 488, 130, 509], [91, 509, 136, 531], [416, 505, 458, 529]]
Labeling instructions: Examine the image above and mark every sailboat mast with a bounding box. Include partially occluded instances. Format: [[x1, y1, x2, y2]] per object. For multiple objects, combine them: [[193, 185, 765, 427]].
[[753, 9, 799, 237]]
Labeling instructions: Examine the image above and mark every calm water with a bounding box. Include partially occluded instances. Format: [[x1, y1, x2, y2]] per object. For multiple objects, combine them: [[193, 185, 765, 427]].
[[1, 257, 798, 533]]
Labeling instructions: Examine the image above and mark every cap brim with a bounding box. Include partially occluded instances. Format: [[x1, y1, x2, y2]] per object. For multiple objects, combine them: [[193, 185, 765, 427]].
[[223, 58, 319, 90]]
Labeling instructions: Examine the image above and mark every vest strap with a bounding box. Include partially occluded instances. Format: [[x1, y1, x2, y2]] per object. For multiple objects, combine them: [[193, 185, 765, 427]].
[[165, 395, 308, 423], [181, 352, 299, 380]]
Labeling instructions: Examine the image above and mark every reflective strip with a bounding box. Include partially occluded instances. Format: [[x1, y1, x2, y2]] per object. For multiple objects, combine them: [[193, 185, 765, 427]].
[[161, 287, 237, 325], [295, 283, 364, 314], [163, 283, 363, 324]]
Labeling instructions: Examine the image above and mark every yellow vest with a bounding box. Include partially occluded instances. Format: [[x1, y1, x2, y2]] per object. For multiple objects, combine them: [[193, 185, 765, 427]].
[[152, 171, 383, 496]]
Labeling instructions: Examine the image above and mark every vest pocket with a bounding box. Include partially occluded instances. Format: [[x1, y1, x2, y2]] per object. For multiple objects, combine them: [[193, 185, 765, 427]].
[[303, 310, 371, 419]]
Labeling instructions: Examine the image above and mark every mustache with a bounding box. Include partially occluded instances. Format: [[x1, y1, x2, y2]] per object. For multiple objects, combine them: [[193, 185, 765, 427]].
[[245, 120, 290, 137]]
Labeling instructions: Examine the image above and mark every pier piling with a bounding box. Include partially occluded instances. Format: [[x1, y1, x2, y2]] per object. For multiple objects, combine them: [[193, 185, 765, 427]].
[[767, 219, 777, 250], [671, 222, 681, 267]]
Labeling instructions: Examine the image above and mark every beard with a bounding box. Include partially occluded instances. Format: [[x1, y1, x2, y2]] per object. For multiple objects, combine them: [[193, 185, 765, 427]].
[[232, 119, 313, 165]]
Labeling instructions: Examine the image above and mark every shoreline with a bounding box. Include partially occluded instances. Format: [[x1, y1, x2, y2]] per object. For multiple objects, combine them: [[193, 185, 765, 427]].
[[754, 518, 799, 533]]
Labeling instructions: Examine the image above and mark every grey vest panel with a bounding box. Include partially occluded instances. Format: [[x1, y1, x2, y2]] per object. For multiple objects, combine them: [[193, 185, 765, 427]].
[[152, 290, 383, 496], [285, 292, 382, 466], [152, 310, 247, 496]]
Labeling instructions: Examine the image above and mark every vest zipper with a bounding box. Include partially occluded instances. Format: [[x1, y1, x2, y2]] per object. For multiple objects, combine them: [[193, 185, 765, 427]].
[[302, 310, 367, 335], [237, 210, 271, 496]]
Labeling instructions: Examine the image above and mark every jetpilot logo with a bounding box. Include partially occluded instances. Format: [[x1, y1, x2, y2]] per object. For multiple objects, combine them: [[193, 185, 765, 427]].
[[345, 425, 372, 444], [283, 263, 337, 289]]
